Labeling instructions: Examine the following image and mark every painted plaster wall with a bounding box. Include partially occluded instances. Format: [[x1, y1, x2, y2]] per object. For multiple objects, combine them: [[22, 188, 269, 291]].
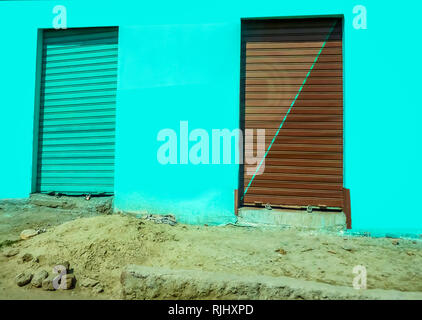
[[0, 0, 421, 233]]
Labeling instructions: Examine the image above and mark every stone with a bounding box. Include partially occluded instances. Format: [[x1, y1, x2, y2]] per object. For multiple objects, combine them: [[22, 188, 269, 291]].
[[42, 275, 56, 291], [80, 278, 99, 288], [61, 274, 76, 290], [144, 214, 177, 226], [21, 253, 33, 263], [3, 248, 19, 257], [20, 229, 39, 240], [31, 270, 48, 288], [15, 272, 33, 287], [95, 201, 112, 215], [56, 261, 70, 272], [275, 248, 287, 255], [93, 285, 104, 293]]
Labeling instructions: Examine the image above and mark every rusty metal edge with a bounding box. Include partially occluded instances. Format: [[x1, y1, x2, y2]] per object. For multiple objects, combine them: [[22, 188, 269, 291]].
[[343, 188, 351, 229]]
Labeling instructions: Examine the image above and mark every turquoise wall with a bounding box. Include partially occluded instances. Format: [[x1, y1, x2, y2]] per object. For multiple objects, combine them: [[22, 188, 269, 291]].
[[0, 0, 421, 233]]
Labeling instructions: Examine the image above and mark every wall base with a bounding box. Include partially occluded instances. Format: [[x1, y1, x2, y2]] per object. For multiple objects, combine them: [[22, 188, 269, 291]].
[[237, 207, 347, 231]]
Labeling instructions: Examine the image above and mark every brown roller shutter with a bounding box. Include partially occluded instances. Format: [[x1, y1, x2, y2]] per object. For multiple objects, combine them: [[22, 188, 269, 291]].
[[240, 18, 344, 209]]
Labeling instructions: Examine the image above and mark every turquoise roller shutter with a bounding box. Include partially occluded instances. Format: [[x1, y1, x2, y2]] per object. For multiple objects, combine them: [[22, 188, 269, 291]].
[[36, 27, 118, 195]]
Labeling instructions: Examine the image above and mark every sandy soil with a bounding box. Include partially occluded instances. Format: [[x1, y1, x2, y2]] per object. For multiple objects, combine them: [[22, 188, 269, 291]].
[[1, 208, 421, 299], [0, 199, 97, 245]]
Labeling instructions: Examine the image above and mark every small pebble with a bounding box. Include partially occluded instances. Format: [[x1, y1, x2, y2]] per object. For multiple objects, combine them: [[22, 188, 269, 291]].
[[21, 253, 33, 263]]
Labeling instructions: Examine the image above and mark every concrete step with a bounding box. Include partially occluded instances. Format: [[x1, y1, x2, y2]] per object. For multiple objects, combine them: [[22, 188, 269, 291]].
[[237, 207, 347, 231]]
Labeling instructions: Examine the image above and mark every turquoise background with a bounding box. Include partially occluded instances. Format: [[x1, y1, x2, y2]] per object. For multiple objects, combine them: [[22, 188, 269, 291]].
[[0, 0, 421, 234]]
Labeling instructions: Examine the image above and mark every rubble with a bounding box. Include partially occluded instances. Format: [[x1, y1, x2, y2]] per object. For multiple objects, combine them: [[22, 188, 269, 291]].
[[20, 229, 39, 240], [15, 272, 33, 287], [31, 270, 48, 288]]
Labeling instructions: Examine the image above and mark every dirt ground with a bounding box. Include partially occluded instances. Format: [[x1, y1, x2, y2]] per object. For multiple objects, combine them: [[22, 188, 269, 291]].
[[1, 203, 422, 299]]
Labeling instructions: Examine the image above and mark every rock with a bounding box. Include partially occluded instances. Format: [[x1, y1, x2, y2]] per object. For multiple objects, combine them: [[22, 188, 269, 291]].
[[20, 229, 39, 240], [95, 201, 112, 215], [144, 214, 177, 226], [3, 248, 19, 257], [80, 278, 99, 288], [42, 275, 56, 291], [42, 273, 75, 291], [93, 285, 104, 293], [275, 248, 287, 255], [21, 253, 33, 263], [61, 274, 76, 290], [342, 246, 354, 252], [31, 270, 48, 288], [56, 261, 70, 272], [16, 272, 33, 287]]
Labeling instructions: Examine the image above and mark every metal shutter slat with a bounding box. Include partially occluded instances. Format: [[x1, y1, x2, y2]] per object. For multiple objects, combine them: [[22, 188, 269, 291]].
[[241, 18, 344, 209], [37, 27, 118, 195]]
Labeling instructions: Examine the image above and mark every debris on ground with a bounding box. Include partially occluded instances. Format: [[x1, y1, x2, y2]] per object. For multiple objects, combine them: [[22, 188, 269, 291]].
[[392, 239, 400, 246], [42, 275, 56, 291], [3, 248, 19, 257], [144, 214, 177, 226], [31, 270, 48, 288], [57, 261, 70, 272], [20, 229, 39, 240], [40, 273, 76, 291], [1, 213, 422, 299], [20, 253, 33, 263], [15, 272, 33, 287], [62, 274, 76, 290], [93, 284, 104, 293], [275, 248, 287, 255], [80, 278, 99, 288]]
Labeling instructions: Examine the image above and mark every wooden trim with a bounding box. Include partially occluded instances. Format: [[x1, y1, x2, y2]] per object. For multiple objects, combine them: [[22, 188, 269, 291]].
[[343, 188, 351, 229]]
